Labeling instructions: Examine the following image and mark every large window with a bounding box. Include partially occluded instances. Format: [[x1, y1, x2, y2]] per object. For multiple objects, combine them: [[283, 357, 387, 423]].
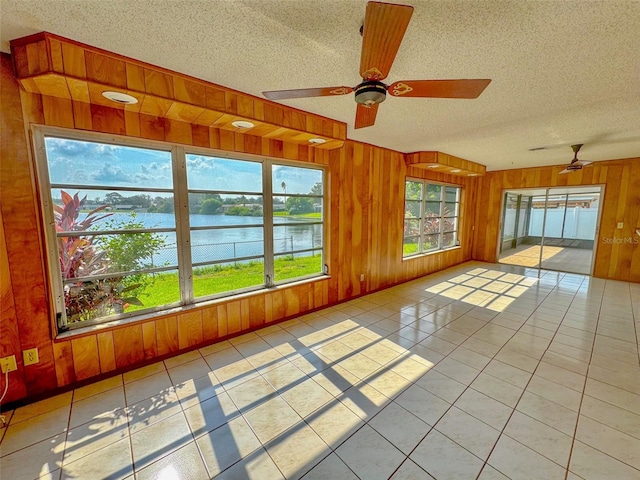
[[35, 128, 325, 330], [403, 179, 460, 257]]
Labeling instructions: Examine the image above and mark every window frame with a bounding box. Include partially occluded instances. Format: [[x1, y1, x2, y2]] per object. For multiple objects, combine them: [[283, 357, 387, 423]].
[[403, 178, 462, 258], [33, 126, 327, 331]]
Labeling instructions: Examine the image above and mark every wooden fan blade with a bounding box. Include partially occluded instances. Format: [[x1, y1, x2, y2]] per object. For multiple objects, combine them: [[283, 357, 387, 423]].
[[263, 86, 353, 100], [387, 79, 492, 98], [360, 2, 414, 81], [559, 168, 571, 174], [355, 103, 379, 129]]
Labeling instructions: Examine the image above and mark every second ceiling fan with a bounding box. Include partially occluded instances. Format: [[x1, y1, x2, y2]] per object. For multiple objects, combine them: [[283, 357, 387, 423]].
[[263, 1, 492, 129]]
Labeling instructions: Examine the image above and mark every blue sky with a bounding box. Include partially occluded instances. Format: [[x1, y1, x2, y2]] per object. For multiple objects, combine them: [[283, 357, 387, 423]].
[[45, 138, 323, 198]]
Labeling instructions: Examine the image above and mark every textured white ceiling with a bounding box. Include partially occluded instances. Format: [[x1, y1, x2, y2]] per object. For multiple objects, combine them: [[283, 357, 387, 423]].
[[2, 0, 639, 170]]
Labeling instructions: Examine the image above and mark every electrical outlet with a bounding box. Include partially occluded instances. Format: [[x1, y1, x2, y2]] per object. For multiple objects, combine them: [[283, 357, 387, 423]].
[[23, 348, 39, 366], [0, 355, 17, 373], [360, 273, 365, 282]]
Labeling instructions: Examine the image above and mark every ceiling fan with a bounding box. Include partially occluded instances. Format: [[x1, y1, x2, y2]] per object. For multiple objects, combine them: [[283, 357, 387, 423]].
[[262, 1, 492, 129], [559, 144, 592, 174]]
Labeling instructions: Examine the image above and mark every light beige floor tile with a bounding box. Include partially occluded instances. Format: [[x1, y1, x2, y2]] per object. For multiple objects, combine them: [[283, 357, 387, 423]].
[[242, 396, 302, 444], [216, 446, 285, 479], [360, 342, 404, 366], [569, 441, 640, 480], [163, 350, 203, 370], [227, 375, 278, 412], [339, 383, 390, 420], [127, 389, 183, 434], [73, 375, 123, 402], [336, 424, 405, 480], [62, 436, 133, 480], [0, 435, 64, 480], [174, 371, 224, 409], [281, 378, 334, 417], [477, 465, 511, 479], [541, 350, 589, 375], [411, 429, 484, 479], [454, 388, 513, 430], [471, 372, 523, 407], [1, 406, 70, 455], [63, 413, 129, 464], [484, 359, 532, 389], [124, 371, 174, 406], [213, 358, 260, 389], [262, 362, 308, 391], [580, 395, 640, 440], [494, 349, 539, 373], [130, 412, 192, 470], [69, 385, 126, 428], [246, 348, 289, 373], [266, 423, 330, 480], [432, 327, 469, 345], [123, 362, 166, 384], [369, 402, 430, 454], [9, 392, 72, 425], [395, 384, 450, 425], [503, 411, 573, 467], [461, 337, 502, 357], [414, 369, 466, 403], [535, 361, 586, 392], [448, 346, 492, 370], [433, 357, 481, 385], [515, 391, 578, 436], [364, 369, 412, 400], [435, 406, 501, 460], [418, 336, 458, 356], [488, 435, 566, 480], [576, 415, 640, 469], [389, 355, 433, 382], [183, 391, 239, 438], [196, 416, 262, 477], [134, 441, 208, 480], [336, 353, 382, 380], [584, 377, 640, 416], [202, 346, 244, 370], [166, 357, 211, 385], [198, 340, 233, 357], [526, 375, 582, 412], [390, 459, 435, 479], [309, 365, 359, 396], [306, 401, 363, 448], [290, 350, 332, 376], [588, 364, 640, 395]]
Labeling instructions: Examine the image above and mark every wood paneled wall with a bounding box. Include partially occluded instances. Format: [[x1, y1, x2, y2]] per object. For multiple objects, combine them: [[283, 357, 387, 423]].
[[473, 162, 640, 282], [1, 53, 474, 404]]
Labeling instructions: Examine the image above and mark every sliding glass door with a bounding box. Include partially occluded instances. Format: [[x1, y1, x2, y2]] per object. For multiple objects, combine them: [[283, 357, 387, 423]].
[[498, 186, 602, 275]]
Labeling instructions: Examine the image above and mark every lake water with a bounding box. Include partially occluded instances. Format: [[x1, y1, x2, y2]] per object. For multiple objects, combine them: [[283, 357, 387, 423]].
[[95, 212, 322, 266]]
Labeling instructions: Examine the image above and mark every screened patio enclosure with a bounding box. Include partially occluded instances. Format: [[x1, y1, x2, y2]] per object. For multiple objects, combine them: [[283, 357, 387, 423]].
[[498, 186, 603, 275]]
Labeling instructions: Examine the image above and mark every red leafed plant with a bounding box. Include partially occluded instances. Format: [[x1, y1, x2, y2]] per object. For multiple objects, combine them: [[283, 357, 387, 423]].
[[54, 191, 111, 280]]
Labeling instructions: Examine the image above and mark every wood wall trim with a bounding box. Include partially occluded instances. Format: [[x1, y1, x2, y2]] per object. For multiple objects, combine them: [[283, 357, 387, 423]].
[[406, 151, 487, 177], [10, 32, 346, 150]]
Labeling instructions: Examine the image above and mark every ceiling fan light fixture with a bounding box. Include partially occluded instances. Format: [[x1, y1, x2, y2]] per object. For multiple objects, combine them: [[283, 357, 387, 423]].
[[102, 91, 138, 105], [467, 173, 479, 176], [354, 80, 387, 106], [451, 169, 462, 173], [231, 120, 255, 129], [427, 164, 440, 169], [309, 138, 326, 144]]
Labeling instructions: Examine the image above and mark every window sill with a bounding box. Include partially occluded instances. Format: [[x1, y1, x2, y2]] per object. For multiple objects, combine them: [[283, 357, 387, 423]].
[[402, 245, 462, 261], [55, 274, 331, 341]]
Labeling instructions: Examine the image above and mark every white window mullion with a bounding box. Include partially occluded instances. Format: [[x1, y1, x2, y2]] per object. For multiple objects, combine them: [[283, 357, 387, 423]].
[[173, 146, 194, 304], [263, 160, 275, 287]]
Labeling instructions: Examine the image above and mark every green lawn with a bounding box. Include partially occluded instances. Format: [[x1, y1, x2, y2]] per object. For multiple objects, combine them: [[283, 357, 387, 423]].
[[131, 254, 322, 309]]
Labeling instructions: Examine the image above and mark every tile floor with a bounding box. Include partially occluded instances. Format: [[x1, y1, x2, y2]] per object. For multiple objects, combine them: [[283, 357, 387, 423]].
[[1, 261, 639, 480]]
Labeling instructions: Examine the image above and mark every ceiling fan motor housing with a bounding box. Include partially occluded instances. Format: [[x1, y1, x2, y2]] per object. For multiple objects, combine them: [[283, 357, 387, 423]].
[[355, 80, 387, 106]]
